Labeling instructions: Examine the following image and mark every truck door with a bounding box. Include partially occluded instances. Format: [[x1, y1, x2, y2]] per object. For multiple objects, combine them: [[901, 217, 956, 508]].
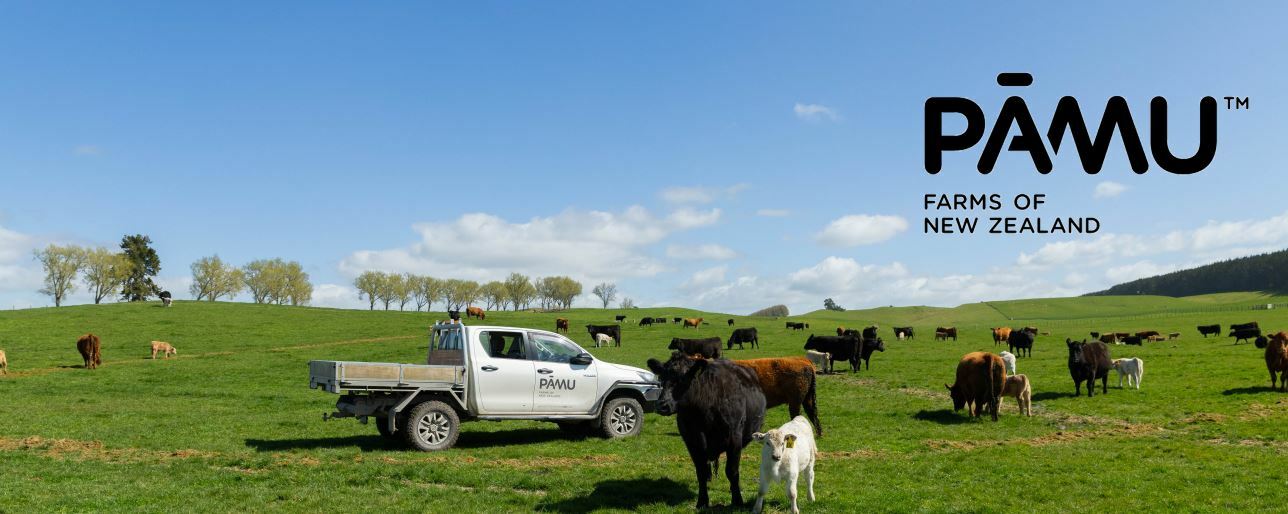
[[472, 330, 535, 414], [528, 332, 599, 414]]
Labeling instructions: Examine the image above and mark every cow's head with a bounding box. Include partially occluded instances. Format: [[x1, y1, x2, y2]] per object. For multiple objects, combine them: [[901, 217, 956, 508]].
[[945, 383, 966, 411], [751, 429, 797, 462], [666, 338, 682, 351], [1066, 338, 1087, 364], [646, 352, 707, 416], [867, 337, 886, 352], [803, 335, 817, 351]]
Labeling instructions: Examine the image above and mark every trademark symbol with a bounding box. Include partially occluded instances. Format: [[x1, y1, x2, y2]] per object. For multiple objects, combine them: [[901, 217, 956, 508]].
[[1224, 96, 1250, 110]]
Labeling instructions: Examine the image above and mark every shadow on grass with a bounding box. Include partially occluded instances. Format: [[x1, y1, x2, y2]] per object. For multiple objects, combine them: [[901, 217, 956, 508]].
[[245, 435, 396, 452], [1031, 391, 1079, 402], [912, 409, 971, 425], [1222, 386, 1283, 395], [536, 477, 693, 512], [245, 427, 585, 453]]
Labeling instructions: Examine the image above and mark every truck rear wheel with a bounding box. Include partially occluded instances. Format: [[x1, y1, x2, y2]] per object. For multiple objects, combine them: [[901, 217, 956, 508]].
[[598, 397, 643, 439], [401, 401, 460, 451]]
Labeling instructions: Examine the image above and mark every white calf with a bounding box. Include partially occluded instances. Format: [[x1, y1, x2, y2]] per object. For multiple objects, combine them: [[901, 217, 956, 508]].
[[752, 415, 817, 514], [1112, 357, 1144, 389], [593, 333, 614, 348], [999, 351, 1016, 375], [804, 350, 831, 374]]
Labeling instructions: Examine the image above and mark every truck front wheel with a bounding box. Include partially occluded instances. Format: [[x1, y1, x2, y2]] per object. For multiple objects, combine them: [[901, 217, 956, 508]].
[[598, 397, 643, 439], [401, 401, 461, 451]]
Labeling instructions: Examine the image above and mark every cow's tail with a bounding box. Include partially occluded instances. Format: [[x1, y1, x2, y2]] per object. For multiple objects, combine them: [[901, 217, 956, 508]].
[[804, 368, 822, 437]]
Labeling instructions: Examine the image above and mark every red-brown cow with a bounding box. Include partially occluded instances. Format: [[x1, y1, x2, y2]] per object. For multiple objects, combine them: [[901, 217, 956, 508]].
[[76, 333, 102, 370], [945, 351, 1006, 421]]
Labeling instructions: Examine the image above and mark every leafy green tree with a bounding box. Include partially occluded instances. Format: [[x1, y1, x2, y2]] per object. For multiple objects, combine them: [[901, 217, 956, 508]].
[[411, 275, 446, 312], [503, 273, 536, 311], [481, 281, 507, 310], [388, 273, 412, 311], [823, 298, 845, 311], [82, 246, 133, 304], [34, 244, 85, 307], [354, 271, 383, 310], [242, 259, 282, 304], [190, 255, 243, 301], [282, 261, 312, 306], [119, 234, 161, 302]]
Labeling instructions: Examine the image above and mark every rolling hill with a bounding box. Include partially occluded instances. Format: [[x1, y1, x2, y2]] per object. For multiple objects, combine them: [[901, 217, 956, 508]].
[[1088, 248, 1288, 297]]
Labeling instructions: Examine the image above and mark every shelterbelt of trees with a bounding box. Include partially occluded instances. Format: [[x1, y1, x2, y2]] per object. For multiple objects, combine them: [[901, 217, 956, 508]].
[[351, 271, 622, 313]]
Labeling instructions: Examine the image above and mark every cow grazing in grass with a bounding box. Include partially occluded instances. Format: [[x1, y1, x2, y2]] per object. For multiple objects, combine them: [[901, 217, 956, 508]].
[[615, 314, 627, 323], [639, 317, 655, 327], [804, 350, 831, 374], [1231, 322, 1260, 332], [77, 333, 102, 370], [647, 353, 766, 509], [999, 351, 1016, 375], [673, 317, 683, 324], [1099, 333, 1119, 345], [803, 335, 860, 373], [727, 319, 735, 326], [0, 349, 7, 374], [1231, 327, 1262, 344], [670, 337, 722, 359], [1007, 330, 1035, 357], [936, 327, 958, 341], [1264, 332, 1288, 391], [466, 306, 486, 320], [1135, 330, 1160, 339], [149, 341, 176, 359], [859, 337, 885, 371], [1112, 357, 1144, 389], [1197, 324, 1221, 337], [728, 328, 759, 350], [594, 333, 614, 348], [159, 290, 173, 307], [992, 327, 1013, 345], [787, 322, 806, 331], [730, 357, 822, 437], [585, 324, 621, 347], [946, 351, 1006, 421], [1168, 332, 1180, 340], [555, 318, 569, 333], [751, 416, 817, 514], [999, 374, 1032, 416], [893, 326, 914, 340], [683, 318, 704, 329], [1067, 339, 1111, 397], [1113, 332, 1131, 340]]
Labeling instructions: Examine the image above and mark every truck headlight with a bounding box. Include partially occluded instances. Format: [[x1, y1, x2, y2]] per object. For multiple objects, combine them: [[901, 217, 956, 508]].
[[637, 371, 656, 383]]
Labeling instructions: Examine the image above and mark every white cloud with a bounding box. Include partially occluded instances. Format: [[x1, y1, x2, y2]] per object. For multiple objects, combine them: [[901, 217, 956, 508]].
[[340, 206, 719, 287], [311, 283, 364, 309], [682, 266, 728, 290], [660, 184, 749, 204], [0, 225, 44, 295], [666, 244, 737, 260], [756, 209, 790, 218], [794, 103, 839, 122], [1104, 261, 1179, 284], [1093, 181, 1128, 199], [73, 145, 102, 156], [815, 215, 908, 247]]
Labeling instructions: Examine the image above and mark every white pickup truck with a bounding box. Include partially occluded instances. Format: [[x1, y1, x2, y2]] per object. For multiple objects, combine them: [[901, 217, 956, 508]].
[[309, 322, 660, 451]]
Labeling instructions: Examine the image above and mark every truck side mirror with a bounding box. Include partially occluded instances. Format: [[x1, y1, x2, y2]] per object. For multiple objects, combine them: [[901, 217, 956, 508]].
[[570, 353, 593, 366]]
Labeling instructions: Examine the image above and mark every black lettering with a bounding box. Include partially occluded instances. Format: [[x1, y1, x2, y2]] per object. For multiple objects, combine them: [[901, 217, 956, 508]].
[[1151, 96, 1217, 174], [925, 97, 985, 174]]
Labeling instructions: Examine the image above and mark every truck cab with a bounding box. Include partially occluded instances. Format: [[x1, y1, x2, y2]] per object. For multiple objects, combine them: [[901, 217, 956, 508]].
[[309, 322, 659, 451]]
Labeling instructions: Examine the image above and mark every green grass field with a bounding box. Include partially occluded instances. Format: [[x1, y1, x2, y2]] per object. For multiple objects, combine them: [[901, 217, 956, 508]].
[[1, 296, 1285, 512]]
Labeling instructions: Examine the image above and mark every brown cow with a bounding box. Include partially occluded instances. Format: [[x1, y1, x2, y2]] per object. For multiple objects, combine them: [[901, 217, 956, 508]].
[[935, 327, 958, 341], [683, 317, 703, 329], [991, 327, 1012, 345], [1099, 333, 1118, 345], [0, 349, 7, 374], [1265, 332, 1288, 391], [76, 333, 102, 370], [836, 327, 845, 337], [150, 341, 177, 359], [1135, 330, 1160, 339], [466, 306, 486, 320], [731, 357, 822, 437], [945, 351, 1006, 421], [555, 318, 569, 333]]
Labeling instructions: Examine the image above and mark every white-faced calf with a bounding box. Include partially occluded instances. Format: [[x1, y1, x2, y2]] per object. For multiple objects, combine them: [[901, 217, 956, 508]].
[[752, 415, 817, 514]]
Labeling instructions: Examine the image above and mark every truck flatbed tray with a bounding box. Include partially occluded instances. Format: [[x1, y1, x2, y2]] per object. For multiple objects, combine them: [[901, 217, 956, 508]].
[[309, 360, 464, 393]]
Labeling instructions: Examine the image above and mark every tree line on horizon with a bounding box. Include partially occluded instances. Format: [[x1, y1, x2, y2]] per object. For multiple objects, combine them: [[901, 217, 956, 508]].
[[1087, 247, 1288, 298], [351, 272, 626, 313], [32, 234, 163, 307]]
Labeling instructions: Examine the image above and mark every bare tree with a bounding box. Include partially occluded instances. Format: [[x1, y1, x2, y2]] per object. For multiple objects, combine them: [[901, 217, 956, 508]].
[[592, 282, 617, 308]]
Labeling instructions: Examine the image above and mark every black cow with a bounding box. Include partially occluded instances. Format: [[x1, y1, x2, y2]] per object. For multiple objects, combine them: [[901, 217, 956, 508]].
[[1231, 327, 1262, 344], [673, 317, 683, 324], [840, 328, 860, 338], [861, 325, 879, 340], [669, 337, 723, 359], [639, 317, 655, 327], [585, 324, 621, 347], [647, 353, 765, 509], [1007, 330, 1035, 358], [1122, 335, 1143, 346], [786, 322, 806, 331], [1197, 324, 1221, 337], [803, 335, 861, 373], [1067, 339, 1111, 397], [159, 290, 173, 307], [893, 326, 914, 339], [860, 337, 885, 370], [1230, 322, 1260, 332], [727, 319, 735, 326], [447, 309, 461, 321], [726, 328, 759, 350], [615, 314, 627, 323]]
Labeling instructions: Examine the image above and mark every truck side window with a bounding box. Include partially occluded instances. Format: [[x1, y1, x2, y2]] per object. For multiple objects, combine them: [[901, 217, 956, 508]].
[[480, 331, 527, 360], [530, 334, 584, 364]]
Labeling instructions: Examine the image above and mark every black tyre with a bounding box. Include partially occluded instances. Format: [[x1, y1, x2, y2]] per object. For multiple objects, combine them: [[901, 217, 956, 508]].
[[401, 401, 461, 451], [375, 414, 398, 439], [598, 397, 644, 439]]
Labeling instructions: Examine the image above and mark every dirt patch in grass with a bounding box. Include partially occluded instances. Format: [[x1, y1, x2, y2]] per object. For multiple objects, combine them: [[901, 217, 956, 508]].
[[399, 479, 547, 497], [0, 436, 218, 463], [1240, 399, 1288, 421], [378, 453, 621, 469]]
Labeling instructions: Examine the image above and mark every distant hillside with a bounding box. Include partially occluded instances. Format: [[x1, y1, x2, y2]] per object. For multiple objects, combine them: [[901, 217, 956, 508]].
[[1088, 248, 1288, 297], [750, 305, 789, 317]]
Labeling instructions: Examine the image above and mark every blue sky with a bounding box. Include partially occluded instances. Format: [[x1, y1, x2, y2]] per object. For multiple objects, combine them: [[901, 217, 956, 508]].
[[2, 2, 1287, 313]]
